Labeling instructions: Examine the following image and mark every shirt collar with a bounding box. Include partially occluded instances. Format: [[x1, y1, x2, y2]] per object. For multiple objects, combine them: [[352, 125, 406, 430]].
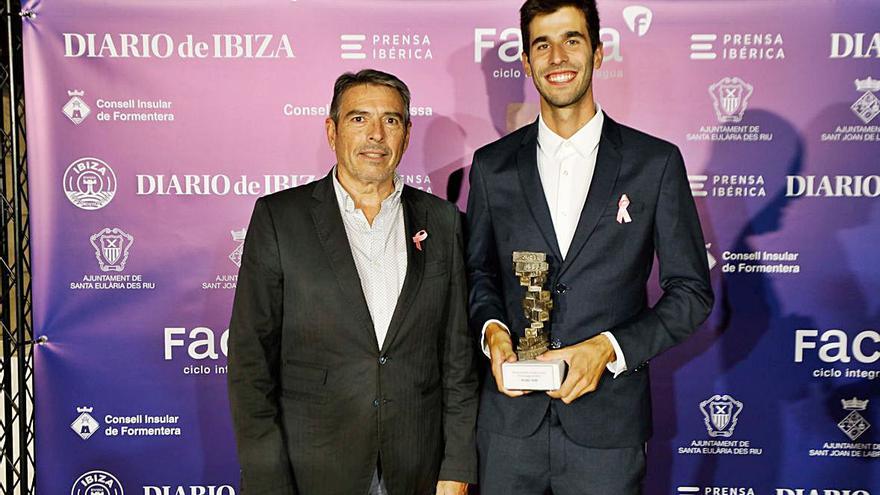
[[537, 102, 604, 160], [331, 165, 404, 213]]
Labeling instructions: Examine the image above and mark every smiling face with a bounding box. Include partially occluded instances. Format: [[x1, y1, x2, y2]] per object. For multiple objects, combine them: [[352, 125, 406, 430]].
[[326, 83, 411, 188], [521, 5, 603, 111]]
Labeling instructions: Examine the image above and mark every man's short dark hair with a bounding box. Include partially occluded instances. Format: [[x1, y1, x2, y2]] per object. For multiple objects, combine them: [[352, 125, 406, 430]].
[[520, 0, 601, 57], [329, 69, 411, 125]]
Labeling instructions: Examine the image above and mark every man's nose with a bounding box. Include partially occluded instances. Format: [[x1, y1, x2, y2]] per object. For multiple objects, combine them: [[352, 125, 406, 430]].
[[549, 44, 567, 65], [368, 119, 385, 142]]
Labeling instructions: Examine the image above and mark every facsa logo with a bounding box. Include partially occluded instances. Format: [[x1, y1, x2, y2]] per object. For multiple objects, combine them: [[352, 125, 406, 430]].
[[794, 329, 880, 364], [830, 32, 880, 58], [474, 27, 623, 64], [623, 6, 653, 37]]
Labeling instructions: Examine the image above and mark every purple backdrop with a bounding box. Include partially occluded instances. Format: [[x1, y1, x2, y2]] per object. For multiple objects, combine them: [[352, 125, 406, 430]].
[[23, 1, 879, 494]]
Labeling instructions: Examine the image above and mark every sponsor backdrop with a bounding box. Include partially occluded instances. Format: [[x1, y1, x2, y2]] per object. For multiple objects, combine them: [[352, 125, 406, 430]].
[[22, 0, 879, 494]]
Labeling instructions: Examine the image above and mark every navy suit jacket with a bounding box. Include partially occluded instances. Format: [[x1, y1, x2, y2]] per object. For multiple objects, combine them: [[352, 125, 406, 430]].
[[466, 114, 713, 447]]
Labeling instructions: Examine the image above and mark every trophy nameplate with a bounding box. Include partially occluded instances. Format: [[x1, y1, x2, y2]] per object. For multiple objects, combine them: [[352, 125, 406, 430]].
[[501, 251, 566, 391]]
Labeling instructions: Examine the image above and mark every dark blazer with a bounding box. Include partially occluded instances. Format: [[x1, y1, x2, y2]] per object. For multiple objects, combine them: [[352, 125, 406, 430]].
[[228, 172, 478, 495], [466, 114, 713, 447]]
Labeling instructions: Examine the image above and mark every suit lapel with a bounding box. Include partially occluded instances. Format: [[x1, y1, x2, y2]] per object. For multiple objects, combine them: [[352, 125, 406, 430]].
[[310, 173, 376, 346], [516, 122, 563, 261], [558, 113, 622, 277], [380, 186, 426, 352]]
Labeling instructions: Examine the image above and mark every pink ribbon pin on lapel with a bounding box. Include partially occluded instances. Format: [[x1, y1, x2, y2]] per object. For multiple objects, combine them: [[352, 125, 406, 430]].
[[412, 230, 428, 251], [617, 194, 633, 224]]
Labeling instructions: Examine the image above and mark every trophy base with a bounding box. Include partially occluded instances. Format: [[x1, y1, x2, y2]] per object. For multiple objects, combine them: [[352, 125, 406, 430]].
[[501, 359, 566, 391]]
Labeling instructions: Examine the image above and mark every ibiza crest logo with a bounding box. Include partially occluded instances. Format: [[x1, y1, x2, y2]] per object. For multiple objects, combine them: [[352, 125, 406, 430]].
[[70, 406, 100, 440], [62, 90, 91, 125], [852, 77, 880, 124], [229, 228, 247, 267], [838, 397, 871, 441], [709, 77, 753, 123], [700, 394, 743, 437], [63, 157, 117, 210], [90, 228, 134, 272], [71, 470, 124, 495]]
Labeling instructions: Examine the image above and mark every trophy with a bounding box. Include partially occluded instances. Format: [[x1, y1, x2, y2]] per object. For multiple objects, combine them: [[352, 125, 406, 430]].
[[501, 252, 566, 390]]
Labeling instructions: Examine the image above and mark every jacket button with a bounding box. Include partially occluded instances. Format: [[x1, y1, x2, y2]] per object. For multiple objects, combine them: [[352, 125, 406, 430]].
[[372, 399, 380, 407], [555, 283, 568, 294], [379, 356, 388, 365]]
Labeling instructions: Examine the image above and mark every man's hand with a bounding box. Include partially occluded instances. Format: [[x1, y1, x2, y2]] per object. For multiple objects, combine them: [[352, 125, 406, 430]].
[[537, 333, 616, 404], [435, 480, 468, 495], [485, 323, 529, 397]]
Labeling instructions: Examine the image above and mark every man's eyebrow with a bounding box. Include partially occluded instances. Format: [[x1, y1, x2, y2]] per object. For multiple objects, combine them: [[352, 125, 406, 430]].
[[531, 31, 587, 47], [342, 109, 369, 119]]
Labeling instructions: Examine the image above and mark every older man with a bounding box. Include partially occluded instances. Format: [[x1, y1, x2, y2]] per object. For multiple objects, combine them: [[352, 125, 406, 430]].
[[228, 69, 477, 495]]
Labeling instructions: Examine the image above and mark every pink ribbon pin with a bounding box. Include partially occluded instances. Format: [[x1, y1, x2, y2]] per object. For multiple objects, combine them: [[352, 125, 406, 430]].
[[412, 229, 428, 251], [616, 194, 632, 224]]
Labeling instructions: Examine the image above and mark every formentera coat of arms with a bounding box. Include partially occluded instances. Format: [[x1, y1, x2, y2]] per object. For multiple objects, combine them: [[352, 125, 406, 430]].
[[700, 394, 744, 437], [709, 77, 754, 123], [63, 89, 91, 125], [90, 227, 134, 272]]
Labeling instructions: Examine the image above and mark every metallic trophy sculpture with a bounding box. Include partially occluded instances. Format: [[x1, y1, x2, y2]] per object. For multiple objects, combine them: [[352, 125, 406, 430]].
[[501, 251, 566, 390], [513, 251, 552, 360]]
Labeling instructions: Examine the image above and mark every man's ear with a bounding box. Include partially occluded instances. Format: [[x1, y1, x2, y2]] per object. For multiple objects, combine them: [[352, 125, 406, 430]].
[[521, 51, 532, 78], [325, 117, 337, 152], [593, 41, 604, 71]]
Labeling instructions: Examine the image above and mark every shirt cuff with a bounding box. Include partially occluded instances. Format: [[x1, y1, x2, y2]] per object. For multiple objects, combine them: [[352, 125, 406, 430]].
[[601, 331, 627, 378], [480, 319, 509, 358]]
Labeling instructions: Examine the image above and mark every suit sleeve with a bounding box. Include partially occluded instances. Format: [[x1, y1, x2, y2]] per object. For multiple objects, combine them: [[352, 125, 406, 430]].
[[609, 146, 714, 371], [438, 208, 479, 483], [227, 197, 297, 495], [466, 155, 508, 341]]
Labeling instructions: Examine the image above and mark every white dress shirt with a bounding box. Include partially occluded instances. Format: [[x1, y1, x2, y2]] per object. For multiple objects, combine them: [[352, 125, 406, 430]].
[[481, 104, 627, 377], [332, 168, 407, 350]]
